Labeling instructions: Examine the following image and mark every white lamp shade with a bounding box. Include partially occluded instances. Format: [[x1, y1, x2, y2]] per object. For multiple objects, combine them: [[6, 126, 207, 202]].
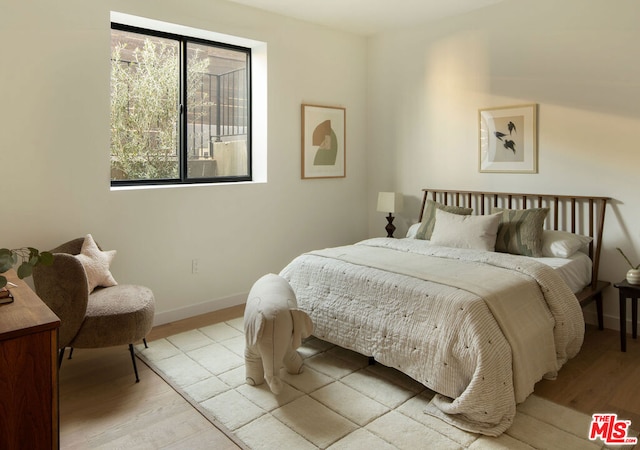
[[377, 192, 403, 214]]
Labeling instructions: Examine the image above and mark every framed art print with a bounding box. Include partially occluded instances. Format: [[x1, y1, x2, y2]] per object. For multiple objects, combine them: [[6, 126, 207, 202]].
[[479, 104, 537, 173], [301, 104, 346, 179]]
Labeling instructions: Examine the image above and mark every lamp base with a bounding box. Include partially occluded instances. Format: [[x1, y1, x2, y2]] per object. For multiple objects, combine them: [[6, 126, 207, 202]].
[[385, 213, 396, 238]]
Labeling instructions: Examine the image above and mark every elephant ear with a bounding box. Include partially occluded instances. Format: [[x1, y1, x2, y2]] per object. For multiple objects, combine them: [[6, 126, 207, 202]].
[[245, 311, 265, 346], [290, 309, 313, 349]]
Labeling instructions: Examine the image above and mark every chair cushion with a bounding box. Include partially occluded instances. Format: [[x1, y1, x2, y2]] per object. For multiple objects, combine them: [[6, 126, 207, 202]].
[[70, 284, 155, 348]]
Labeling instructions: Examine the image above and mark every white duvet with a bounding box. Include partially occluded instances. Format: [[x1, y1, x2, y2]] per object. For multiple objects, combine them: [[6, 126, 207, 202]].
[[280, 238, 584, 436]]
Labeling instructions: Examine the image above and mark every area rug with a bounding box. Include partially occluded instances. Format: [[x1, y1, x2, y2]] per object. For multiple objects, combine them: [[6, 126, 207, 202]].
[[136, 318, 634, 450]]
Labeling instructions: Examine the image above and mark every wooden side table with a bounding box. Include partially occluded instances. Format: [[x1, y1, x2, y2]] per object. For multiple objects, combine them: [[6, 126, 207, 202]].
[[613, 280, 639, 352]]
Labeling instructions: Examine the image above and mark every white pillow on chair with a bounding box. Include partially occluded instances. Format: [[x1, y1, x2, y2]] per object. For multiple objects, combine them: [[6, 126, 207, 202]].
[[75, 234, 118, 292]]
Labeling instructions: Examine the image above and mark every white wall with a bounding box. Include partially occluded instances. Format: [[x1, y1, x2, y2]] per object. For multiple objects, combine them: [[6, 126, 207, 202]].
[[367, 0, 640, 330], [0, 0, 368, 323], [4, 0, 637, 331]]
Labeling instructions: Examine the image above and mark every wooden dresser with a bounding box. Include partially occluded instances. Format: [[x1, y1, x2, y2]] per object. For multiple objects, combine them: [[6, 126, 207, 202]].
[[0, 270, 60, 450]]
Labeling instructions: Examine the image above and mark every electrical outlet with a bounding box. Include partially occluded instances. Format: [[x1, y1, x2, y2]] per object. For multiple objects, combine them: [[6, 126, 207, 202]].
[[192, 259, 198, 274]]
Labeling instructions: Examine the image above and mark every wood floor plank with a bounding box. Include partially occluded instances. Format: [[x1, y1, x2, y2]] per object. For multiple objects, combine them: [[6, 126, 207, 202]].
[[534, 325, 640, 427], [59, 344, 240, 449]]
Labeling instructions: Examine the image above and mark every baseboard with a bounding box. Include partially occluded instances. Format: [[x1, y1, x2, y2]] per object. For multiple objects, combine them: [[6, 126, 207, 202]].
[[153, 292, 247, 326], [583, 308, 632, 332]]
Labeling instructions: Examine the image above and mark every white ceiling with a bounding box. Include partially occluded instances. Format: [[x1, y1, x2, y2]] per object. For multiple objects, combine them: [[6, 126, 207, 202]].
[[225, 0, 505, 35]]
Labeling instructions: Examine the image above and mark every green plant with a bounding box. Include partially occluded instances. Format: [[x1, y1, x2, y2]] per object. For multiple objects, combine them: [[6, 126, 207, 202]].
[[616, 247, 640, 270], [0, 248, 54, 289]]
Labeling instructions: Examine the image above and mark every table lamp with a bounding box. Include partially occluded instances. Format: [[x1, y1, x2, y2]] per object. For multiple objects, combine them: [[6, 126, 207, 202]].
[[377, 192, 403, 238]]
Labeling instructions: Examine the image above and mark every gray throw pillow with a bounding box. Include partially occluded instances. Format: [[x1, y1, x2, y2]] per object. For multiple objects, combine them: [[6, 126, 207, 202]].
[[492, 207, 549, 257]]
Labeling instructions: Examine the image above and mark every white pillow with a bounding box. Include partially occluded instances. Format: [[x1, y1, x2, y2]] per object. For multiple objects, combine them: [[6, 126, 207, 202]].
[[430, 209, 501, 251], [541, 230, 592, 258], [75, 234, 118, 292], [406, 222, 421, 239]]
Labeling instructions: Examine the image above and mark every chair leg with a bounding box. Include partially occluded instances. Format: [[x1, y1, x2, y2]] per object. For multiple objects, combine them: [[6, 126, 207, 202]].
[[68, 347, 74, 359], [129, 344, 140, 383], [58, 348, 66, 369], [143, 338, 148, 349]]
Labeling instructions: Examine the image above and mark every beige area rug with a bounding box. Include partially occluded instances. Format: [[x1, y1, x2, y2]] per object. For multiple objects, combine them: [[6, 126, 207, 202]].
[[136, 318, 635, 450]]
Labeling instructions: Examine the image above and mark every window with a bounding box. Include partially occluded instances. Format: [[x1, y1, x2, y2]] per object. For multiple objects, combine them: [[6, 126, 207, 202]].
[[110, 23, 251, 186]]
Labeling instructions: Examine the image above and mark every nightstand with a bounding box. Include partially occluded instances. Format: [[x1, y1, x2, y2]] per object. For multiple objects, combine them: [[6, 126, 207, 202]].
[[613, 280, 639, 352]]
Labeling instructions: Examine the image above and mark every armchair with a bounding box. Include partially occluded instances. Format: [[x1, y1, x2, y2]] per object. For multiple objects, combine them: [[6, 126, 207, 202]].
[[32, 237, 155, 382]]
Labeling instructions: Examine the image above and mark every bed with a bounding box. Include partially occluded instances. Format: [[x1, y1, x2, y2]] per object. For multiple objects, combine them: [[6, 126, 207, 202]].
[[280, 189, 610, 436]]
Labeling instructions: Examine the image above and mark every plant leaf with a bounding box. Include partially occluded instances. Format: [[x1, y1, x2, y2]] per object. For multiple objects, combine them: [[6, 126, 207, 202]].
[[0, 275, 6, 289], [39, 252, 54, 266], [0, 253, 13, 273], [17, 262, 33, 279]]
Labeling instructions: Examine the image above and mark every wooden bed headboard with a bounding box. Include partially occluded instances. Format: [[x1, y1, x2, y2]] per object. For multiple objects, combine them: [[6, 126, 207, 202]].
[[419, 189, 611, 326]]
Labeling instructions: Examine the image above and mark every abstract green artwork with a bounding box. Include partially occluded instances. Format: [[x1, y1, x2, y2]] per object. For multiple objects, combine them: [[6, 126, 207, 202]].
[[302, 104, 346, 178]]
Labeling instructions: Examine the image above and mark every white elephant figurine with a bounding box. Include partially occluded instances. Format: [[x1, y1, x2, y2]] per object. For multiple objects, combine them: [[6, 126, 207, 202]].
[[244, 273, 313, 395]]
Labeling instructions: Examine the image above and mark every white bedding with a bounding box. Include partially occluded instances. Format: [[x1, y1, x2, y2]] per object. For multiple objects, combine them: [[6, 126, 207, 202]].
[[533, 252, 592, 294], [280, 238, 585, 436]]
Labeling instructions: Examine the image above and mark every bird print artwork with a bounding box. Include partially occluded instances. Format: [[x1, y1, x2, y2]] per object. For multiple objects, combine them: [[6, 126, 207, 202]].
[[480, 107, 532, 169], [493, 121, 518, 153], [503, 139, 516, 153]]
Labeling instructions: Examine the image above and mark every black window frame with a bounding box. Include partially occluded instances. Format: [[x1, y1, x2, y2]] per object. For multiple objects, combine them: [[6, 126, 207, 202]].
[[110, 22, 252, 187]]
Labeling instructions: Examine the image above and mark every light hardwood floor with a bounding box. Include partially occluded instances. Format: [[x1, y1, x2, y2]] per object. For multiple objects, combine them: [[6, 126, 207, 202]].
[[59, 306, 244, 449], [535, 323, 640, 428], [60, 306, 640, 448]]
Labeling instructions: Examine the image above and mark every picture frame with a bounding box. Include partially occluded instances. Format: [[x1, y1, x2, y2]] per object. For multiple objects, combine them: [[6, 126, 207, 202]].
[[479, 104, 537, 173], [301, 104, 346, 179]]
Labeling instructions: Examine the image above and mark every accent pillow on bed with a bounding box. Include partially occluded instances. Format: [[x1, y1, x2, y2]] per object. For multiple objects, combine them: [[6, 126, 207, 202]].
[[542, 230, 592, 258], [430, 209, 501, 251], [406, 222, 421, 239], [492, 207, 549, 257], [415, 199, 473, 240]]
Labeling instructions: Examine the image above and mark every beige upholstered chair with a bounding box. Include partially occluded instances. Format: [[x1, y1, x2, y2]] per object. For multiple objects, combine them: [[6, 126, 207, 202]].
[[32, 237, 155, 382]]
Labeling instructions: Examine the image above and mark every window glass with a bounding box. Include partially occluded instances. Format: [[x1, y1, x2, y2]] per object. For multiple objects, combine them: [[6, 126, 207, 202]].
[[186, 42, 249, 179]]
